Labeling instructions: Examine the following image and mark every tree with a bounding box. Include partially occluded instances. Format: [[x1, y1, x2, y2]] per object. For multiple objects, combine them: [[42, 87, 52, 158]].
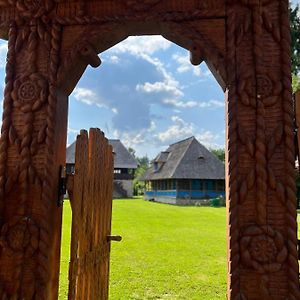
[[127, 147, 150, 195], [290, 3, 300, 75], [290, 3, 300, 92], [210, 148, 225, 163], [292, 74, 300, 92], [128, 147, 136, 158], [133, 155, 150, 196]]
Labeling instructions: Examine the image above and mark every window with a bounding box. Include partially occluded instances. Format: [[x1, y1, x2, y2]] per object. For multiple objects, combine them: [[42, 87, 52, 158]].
[[216, 180, 225, 191], [177, 179, 190, 190]]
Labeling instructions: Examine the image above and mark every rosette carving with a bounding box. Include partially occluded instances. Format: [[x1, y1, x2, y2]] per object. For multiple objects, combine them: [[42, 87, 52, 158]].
[[240, 225, 287, 273], [11, 73, 48, 113], [0, 217, 39, 258], [125, 0, 160, 11]]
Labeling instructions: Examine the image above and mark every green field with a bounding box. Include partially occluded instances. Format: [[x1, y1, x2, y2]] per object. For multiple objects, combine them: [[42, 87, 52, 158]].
[[59, 199, 227, 299]]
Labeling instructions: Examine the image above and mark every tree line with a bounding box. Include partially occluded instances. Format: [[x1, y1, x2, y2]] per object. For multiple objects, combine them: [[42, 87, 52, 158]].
[[290, 3, 300, 92]]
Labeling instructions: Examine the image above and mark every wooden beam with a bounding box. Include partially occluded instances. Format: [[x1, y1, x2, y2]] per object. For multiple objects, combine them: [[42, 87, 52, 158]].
[[0, 7, 13, 40], [56, 0, 225, 22]]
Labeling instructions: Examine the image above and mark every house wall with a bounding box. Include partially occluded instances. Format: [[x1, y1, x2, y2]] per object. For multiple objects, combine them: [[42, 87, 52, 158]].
[[113, 180, 134, 198], [67, 163, 135, 198], [145, 179, 225, 205]]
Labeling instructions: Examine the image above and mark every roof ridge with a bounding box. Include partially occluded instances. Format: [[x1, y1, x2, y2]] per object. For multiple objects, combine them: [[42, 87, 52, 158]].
[[170, 136, 194, 177], [168, 136, 195, 146]]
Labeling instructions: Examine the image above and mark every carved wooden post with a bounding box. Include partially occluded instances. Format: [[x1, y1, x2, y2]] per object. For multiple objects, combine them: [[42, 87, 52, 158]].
[[0, 2, 66, 299], [226, 0, 300, 298]]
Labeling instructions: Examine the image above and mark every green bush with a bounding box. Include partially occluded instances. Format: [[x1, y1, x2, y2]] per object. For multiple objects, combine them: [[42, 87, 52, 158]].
[[210, 197, 226, 207]]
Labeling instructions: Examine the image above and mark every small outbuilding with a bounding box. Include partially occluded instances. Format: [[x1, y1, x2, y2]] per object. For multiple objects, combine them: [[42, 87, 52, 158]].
[[66, 139, 138, 198], [141, 136, 225, 205]]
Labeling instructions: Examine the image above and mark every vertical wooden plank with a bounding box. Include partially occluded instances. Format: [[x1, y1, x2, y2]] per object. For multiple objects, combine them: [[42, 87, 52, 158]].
[[103, 138, 109, 300], [78, 131, 89, 300], [68, 130, 88, 300], [68, 128, 114, 300], [295, 91, 300, 159], [103, 140, 114, 299], [90, 128, 101, 300], [97, 130, 105, 300]]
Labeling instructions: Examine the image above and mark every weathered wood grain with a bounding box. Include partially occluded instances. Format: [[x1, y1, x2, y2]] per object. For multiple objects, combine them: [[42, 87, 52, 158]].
[[67, 129, 113, 300]]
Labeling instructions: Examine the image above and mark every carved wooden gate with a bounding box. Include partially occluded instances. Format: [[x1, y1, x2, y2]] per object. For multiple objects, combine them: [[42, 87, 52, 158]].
[[66, 129, 115, 300], [0, 1, 299, 299]]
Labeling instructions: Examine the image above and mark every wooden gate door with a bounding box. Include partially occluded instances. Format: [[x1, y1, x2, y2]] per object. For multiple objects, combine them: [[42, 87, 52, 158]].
[[66, 128, 115, 300]]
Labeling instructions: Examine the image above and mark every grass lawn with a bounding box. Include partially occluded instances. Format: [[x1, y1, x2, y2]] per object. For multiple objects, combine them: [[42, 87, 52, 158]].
[[59, 199, 227, 299]]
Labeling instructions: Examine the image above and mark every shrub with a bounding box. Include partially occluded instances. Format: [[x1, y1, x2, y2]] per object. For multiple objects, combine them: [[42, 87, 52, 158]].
[[210, 197, 226, 207]]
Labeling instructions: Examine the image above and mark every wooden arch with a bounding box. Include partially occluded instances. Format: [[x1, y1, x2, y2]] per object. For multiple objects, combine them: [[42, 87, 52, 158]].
[[0, 1, 299, 299], [57, 21, 227, 94]]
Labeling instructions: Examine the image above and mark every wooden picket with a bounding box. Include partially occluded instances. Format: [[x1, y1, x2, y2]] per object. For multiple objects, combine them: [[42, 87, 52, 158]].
[[295, 91, 300, 161], [67, 128, 114, 300]]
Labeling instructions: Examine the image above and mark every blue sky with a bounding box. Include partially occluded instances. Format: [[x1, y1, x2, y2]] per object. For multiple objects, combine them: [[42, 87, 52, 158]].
[[0, 1, 299, 158], [67, 37, 225, 158], [0, 36, 225, 158]]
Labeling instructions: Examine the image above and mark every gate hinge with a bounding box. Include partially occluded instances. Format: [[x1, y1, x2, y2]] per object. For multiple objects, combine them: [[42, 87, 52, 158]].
[[58, 165, 66, 207]]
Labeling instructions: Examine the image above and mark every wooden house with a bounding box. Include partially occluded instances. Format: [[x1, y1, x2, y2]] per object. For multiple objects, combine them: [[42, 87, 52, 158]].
[[66, 139, 138, 198], [142, 137, 225, 205]]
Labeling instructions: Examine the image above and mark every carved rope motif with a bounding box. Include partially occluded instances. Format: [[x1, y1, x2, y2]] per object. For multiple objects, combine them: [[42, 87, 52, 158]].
[[125, 0, 160, 11], [0, 0, 62, 298], [279, 0, 300, 299]]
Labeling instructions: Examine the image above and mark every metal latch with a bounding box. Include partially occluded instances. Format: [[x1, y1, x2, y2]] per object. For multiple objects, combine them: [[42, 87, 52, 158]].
[[107, 235, 122, 242]]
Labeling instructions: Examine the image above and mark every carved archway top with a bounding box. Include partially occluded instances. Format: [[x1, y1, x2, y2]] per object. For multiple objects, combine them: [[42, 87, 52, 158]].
[[0, 0, 226, 39], [58, 20, 226, 95]]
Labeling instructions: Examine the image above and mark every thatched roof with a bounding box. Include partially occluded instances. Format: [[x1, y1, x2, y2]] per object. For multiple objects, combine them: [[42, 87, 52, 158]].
[[142, 136, 224, 180], [66, 139, 138, 169]]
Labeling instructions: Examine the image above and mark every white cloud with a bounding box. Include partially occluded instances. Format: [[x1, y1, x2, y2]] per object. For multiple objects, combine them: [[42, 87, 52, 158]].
[[162, 99, 198, 108], [0, 42, 7, 69], [113, 130, 145, 147], [155, 116, 195, 143], [109, 37, 189, 113], [153, 116, 223, 149], [163, 98, 224, 109], [112, 107, 118, 114], [198, 99, 224, 108], [136, 81, 183, 97], [111, 36, 171, 56], [111, 36, 179, 99], [196, 131, 220, 147], [172, 53, 212, 77], [108, 55, 120, 64], [72, 87, 109, 109], [172, 53, 191, 73], [113, 120, 156, 148], [112, 119, 157, 151], [73, 87, 96, 105]]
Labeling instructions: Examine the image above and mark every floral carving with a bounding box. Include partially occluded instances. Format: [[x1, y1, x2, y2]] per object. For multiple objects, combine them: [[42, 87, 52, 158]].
[[257, 75, 273, 97], [238, 72, 283, 108], [125, 0, 160, 11], [240, 225, 287, 273], [0, 217, 39, 258], [11, 73, 48, 113]]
